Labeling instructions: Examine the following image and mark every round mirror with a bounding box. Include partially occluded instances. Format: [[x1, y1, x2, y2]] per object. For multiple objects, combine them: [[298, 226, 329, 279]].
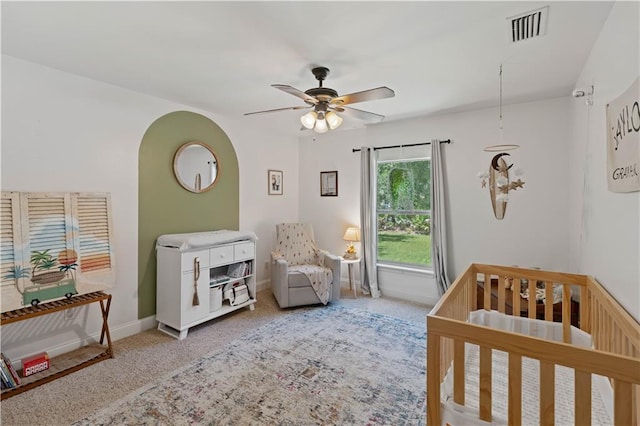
[[173, 141, 219, 193]]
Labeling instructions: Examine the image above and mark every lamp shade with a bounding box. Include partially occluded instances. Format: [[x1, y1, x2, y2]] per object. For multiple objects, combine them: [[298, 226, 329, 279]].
[[325, 111, 343, 130], [314, 117, 328, 133], [300, 111, 317, 129], [342, 227, 360, 242]]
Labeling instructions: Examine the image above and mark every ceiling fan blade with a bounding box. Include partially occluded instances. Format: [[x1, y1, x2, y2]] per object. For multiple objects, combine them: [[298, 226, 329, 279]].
[[331, 86, 395, 106], [244, 105, 311, 116], [272, 84, 318, 104], [334, 106, 386, 123]]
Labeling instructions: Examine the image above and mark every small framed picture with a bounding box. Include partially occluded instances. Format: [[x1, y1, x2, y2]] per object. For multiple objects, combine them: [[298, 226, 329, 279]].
[[268, 170, 283, 195], [320, 171, 338, 197]]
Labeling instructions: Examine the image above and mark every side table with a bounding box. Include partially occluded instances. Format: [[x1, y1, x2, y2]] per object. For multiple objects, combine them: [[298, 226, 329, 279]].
[[342, 258, 361, 298]]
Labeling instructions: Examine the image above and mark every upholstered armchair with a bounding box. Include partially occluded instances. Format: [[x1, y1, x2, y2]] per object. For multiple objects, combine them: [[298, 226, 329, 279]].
[[270, 223, 341, 308]]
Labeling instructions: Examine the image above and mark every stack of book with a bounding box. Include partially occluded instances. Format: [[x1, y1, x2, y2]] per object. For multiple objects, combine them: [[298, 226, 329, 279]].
[[227, 262, 250, 278], [0, 352, 21, 389]]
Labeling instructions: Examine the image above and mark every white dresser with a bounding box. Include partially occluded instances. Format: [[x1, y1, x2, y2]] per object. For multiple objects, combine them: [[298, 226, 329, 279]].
[[155, 231, 257, 339]]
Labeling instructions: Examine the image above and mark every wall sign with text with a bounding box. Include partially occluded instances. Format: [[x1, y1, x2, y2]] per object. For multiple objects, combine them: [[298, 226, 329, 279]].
[[606, 77, 639, 193]]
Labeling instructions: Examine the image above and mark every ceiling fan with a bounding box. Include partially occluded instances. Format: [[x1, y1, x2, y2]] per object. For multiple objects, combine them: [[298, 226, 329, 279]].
[[245, 66, 395, 133]]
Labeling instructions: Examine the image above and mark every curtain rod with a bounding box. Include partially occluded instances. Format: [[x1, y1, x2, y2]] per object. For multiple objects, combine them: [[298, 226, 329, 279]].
[[352, 139, 451, 153]]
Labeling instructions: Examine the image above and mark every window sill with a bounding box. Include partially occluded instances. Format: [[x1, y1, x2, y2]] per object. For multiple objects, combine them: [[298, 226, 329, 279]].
[[377, 263, 433, 276]]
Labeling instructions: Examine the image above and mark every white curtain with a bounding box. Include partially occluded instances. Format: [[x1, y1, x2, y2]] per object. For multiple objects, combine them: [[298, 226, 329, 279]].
[[359, 147, 381, 298], [430, 139, 451, 295]]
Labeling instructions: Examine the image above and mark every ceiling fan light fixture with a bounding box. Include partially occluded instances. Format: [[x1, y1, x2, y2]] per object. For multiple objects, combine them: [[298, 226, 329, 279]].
[[300, 111, 317, 129], [325, 111, 343, 130], [314, 116, 329, 133]]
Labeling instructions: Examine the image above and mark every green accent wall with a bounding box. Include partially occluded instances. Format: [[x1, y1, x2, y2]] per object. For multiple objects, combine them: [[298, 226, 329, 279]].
[[138, 111, 239, 319]]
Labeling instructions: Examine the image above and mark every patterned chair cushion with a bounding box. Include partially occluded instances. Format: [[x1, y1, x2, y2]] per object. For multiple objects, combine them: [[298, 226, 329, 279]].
[[274, 223, 319, 266]]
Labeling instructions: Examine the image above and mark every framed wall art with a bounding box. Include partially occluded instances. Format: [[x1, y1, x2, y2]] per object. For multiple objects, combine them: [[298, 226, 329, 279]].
[[268, 170, 283, 195], [320, 171, 338, 196]]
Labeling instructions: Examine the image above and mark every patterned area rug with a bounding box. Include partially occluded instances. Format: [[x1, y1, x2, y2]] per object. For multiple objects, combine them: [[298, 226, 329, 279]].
[[75, 306, 426, 425]]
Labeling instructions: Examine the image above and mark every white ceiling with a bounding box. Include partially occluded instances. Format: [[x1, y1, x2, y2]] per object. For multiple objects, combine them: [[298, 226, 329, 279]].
[[1, 1, 614, 137]]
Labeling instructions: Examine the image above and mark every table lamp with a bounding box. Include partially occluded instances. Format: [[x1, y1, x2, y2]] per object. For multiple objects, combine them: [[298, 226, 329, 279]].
[[342, 227, 360, 259]]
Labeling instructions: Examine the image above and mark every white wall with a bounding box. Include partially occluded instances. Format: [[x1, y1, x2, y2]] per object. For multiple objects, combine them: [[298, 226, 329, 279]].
[[568, 1, 639, 320], [1, 55, 299, 360], [298, 97, 573, 305]]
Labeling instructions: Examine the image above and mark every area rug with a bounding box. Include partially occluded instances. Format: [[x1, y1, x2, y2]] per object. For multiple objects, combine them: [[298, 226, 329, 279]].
[[74, 306, 426, 425]]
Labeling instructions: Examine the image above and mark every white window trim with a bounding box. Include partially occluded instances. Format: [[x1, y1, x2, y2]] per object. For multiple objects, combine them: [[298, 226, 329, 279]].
[[377, 261, 434, 276]]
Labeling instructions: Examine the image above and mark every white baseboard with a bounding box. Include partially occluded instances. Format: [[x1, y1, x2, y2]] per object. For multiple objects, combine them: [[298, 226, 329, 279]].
[[378, 286, 440, 306], [341, 277, 438, 306], [34, 278, 434, 362], [13, 315, 158, 364], [256, 278, 270, 293]]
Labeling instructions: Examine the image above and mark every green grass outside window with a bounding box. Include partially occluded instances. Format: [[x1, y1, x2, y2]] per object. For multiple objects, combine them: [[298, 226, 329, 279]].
[[377, 232, 431, 266]]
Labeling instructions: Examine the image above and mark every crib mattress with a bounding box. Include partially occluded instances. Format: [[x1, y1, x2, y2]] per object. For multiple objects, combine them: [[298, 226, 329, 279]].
[[441, 311, 613, 426]]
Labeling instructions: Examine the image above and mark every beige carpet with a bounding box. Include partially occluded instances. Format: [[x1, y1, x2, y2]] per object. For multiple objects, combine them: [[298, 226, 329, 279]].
[[0, 288, 430, 425]]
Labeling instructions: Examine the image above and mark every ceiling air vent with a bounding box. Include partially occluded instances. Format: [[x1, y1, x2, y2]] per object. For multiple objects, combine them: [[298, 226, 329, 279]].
[[507, 6, 549, 43]]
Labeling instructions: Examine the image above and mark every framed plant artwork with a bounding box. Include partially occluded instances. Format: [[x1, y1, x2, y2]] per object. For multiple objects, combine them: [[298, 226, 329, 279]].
[[320, 171, 338, 196], [268, 170, 283, 195]]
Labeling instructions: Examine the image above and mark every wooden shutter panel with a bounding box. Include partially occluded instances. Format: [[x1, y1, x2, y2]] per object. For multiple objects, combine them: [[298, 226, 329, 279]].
[[21, 193, 74, 283], [0, 191, 114, 312], [0, 192, 22, 287], [72, 193, 115, 282]]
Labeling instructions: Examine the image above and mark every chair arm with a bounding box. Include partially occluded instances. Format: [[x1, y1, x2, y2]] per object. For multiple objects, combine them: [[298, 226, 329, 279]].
[[321, 251, 342, 301], [270, 252, 289, 307]]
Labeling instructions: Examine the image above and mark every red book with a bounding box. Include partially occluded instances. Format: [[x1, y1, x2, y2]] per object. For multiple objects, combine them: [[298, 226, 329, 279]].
[[21, 352, 50, 377]]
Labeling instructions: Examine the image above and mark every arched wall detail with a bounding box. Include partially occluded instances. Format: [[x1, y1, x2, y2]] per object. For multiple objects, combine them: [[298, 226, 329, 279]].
[[138, 111, 239, 319]]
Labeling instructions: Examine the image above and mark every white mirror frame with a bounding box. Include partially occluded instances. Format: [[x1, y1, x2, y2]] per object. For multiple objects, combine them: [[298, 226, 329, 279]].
[[173, 141, 220, 193]]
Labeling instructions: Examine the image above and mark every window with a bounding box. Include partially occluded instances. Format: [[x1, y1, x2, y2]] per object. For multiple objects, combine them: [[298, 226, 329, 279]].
[[376, 158, 431, 268]]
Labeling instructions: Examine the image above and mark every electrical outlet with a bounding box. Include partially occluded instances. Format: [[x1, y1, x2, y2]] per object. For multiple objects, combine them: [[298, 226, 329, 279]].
[[264, 260, 269, 273]]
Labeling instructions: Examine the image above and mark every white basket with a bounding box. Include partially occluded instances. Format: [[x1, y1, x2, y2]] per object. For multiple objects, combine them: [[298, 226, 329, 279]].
[[209, 286, 223, 312]]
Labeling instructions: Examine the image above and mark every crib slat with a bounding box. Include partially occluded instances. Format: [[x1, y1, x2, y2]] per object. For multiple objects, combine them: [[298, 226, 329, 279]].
[[580, 286, 590, 332], [508, 353, 522, 425], [479, 346, 492, 422], [633, 383, 639, 426], [528, 280, 536, 319], [484, 274, 491, 311], [596, 301, 603, 350], [616, 327, 623, 356], [498, 275, 506, 313], [426, 332, 441, 426], [544, 281, 553, 321], [614, 379, 633, 425], [471, 276, 477, 313], [453, 340, 465, 405], [563, 285, 571, 343], [575, 370, 591, 426], [498, 276, 507, 313], [540, 361, 555, 425], [513, 279, 521, 319]]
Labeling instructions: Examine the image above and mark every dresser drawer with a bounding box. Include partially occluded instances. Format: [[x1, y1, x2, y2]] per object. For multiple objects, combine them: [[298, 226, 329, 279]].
[[234, 241, 255, 261], [209, 245, 234, 266], [181, 249, 210, 272]]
